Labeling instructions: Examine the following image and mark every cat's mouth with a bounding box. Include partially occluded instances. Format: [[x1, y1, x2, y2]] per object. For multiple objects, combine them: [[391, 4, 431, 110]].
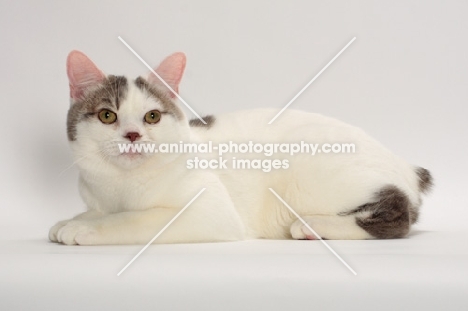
[[123, 148, 141, 154], [118, 144, 143, 157], [120, 151, 143, 157]]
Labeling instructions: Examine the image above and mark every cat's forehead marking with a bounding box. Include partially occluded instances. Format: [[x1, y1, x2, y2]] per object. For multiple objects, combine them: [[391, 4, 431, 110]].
[[82, 75, 128, 110], [134, 77, 184, 120], [105, 75, 128, 109], [67, 75, 128, 141]]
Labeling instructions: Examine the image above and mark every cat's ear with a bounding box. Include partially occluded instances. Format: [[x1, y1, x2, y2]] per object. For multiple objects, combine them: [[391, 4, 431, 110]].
[[66, 50, 106, 101], [148, 52, 186, 98]]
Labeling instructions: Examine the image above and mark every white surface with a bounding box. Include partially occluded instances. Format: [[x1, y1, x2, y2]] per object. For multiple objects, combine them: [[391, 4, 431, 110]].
[[1, 231, 468, 310], [1, 1, 468, 309]]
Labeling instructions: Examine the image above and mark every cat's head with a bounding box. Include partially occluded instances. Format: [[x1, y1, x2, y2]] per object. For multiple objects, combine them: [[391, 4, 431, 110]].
[[66, 50, 190, 171]]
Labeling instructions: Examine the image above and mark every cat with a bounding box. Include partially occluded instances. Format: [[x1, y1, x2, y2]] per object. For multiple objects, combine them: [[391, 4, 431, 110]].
[[49, 50, 433, 245]]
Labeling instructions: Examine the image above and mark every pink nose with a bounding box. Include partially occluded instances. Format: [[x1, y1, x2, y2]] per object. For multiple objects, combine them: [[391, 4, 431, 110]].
[[124, 132, 141, 142]]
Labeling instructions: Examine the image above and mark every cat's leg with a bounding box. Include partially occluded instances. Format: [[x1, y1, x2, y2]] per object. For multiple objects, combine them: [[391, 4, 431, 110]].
[[49, 210, 103, 242], [290, 215, 372, 240], [56, 201, 245, 245], [290, 185, 411, 240]]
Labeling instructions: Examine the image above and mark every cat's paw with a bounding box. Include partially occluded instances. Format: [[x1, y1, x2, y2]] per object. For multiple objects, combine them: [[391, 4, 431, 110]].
[[290, 219, 320, 240], [56, 220, 100, 245], [49, 220, 71, 242]]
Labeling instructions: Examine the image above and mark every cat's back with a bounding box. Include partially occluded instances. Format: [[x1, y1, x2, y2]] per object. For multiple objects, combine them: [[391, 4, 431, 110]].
[[190, 107, 420, 206], [191, 108, 363, 142]]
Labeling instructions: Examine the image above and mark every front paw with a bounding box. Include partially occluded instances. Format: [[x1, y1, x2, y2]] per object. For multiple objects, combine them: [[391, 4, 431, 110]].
[[49, 220, 70, 242], [56, 220, 100, 245]]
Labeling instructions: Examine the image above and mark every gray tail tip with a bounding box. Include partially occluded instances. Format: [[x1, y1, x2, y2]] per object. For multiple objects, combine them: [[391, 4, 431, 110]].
[[416, 167, 433, 194]]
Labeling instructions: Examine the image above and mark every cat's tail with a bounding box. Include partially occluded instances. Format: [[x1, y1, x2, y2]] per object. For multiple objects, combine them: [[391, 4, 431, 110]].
[[415, 167, 433, 194]]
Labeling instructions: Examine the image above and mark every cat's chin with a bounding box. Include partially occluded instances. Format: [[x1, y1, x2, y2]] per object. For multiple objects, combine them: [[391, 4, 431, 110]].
[[113, 153, 148, 169], [110, 153, 181, 171]]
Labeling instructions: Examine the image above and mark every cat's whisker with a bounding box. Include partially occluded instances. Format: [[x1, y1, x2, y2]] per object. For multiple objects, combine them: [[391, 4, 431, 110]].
[[56, 145, 112, 179], [57, 148, 96, 172], [56, 155, 88, 178]]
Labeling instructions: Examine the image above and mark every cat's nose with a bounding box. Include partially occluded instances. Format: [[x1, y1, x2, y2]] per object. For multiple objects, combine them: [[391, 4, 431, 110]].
[[124, 132, 141, 142]]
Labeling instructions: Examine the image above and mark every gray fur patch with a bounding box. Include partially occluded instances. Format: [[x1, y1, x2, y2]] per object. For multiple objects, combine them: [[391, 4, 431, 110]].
[[189, 115, 215, 128], [67, 75, 128, 141], [340, 185, 411, 239], [416, 167, 433, 194], [409, 207, 419, 225], [134, 77, 184, 121]]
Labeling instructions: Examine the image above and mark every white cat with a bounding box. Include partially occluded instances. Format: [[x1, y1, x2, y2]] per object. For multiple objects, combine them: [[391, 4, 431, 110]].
[[49, 51, 432, 245]]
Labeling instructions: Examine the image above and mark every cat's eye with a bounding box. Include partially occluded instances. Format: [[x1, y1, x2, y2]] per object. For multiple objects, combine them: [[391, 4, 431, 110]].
[[98, 109, 117, 124], [144, 110, 161, 124]]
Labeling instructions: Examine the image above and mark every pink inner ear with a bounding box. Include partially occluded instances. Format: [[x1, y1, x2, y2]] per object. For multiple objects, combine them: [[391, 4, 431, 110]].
[[148, 52, 186, 98], [67, 50, 105, 100]]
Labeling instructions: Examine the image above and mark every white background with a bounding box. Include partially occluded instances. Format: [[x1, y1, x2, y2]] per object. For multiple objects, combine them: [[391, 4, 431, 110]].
[[1, 1, 467, 310]]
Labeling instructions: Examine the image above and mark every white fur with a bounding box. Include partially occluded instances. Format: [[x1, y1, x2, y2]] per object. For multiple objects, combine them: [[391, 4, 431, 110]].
[[50, 81, 422, 245]]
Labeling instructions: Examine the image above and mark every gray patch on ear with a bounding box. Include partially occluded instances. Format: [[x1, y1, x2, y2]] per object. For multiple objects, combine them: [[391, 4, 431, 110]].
[[67, 75, 128, 141], [134, 77, 184, 121], [339, 185, 411, 239], [189, 115, 215, 128], [415, 167, 433, 194]]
